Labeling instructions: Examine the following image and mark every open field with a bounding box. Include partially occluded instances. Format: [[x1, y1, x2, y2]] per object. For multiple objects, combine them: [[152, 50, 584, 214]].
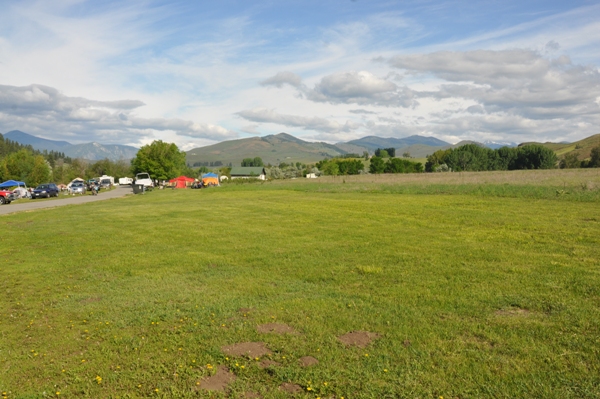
[[1, 170, 600, 398]]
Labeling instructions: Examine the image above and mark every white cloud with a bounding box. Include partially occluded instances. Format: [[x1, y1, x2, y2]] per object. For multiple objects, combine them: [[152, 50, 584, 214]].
[[236, 108, 361, 134], [260, 71, 303, 88], [0, 84, 237, 144]]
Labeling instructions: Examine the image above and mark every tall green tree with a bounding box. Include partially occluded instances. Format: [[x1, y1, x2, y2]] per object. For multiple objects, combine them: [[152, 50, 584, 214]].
[[131, 140, 187, 180], [588, 145, 600, 167], [369, 156, 386, 174]]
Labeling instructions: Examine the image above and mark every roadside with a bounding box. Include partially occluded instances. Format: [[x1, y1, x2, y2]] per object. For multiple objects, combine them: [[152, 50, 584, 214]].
[[0, 186, 133, 216]]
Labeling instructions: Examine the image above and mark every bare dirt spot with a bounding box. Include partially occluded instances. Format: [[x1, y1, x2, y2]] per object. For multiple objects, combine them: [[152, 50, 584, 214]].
[[243, 392, 262, 398], [222, 342, 272, 358], [495, 307, 531, 316], [298, 356, 318, 367], [338, 331, 381, 348], [403, 340, 411, 347], [80, 297, 102, 304], [238, 307, 254, 313], [197, 366, 236, 392], [258, 359, 280, 368], [256, 323, 297, 335], [279, 382, 302, 394]]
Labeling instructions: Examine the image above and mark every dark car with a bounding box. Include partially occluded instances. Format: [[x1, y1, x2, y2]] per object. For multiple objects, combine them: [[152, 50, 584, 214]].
[[31, 183, 60, 199]]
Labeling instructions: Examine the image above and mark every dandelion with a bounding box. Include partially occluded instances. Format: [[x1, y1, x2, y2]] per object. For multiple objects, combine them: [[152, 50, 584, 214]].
[[56, 392, 60, 396], [364, 353, 369, 357], [323, 382, 328, 386], [384, 369, 388, 372], [307, 387, 312, 391], [154, 388, 159, 392]]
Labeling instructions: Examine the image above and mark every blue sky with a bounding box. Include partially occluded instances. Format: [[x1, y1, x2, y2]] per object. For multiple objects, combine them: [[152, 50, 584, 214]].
[[0, 0, 599, 149]]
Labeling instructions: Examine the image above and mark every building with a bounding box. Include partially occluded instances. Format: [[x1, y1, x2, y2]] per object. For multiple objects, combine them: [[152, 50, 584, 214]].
[[230, 167, 267, 180]]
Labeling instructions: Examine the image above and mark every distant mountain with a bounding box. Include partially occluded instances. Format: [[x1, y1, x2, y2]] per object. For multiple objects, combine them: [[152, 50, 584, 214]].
[[3, 130, 138, 161], [66, 142, 139, 160], [483, 140, 518, 149], [521, 133, 600, 162], [5, 130, 72, 152], [343, 135, 450, 152], [186, 132, 347, 166]]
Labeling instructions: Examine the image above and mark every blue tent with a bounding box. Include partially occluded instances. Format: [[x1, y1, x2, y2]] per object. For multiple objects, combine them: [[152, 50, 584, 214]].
[[0, 180, 26, 188], [202, 173, 218, 178]]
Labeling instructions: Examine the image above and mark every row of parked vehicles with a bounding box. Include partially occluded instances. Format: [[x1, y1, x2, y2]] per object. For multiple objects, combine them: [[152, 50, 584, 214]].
[[0, 175, 118, 205]]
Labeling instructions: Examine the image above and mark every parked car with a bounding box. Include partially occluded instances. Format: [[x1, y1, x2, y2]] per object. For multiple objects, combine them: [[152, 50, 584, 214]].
[[70, 182, 86, 195], [0, 189, 15, 205], [31, 183, 60, 199], [100, 178, 112, 189]]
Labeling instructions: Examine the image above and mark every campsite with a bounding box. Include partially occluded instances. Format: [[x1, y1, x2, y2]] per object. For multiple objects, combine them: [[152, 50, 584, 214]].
[[1, 169, 599, 398]]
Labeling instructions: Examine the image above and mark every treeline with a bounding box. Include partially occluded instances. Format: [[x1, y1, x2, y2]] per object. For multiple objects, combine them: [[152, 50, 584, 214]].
[[0, 149, 133, 187], [370, 156, 423, 174], [241, 157, 264, 167], [316, 158, 364, 175], [375, 148, 396, 158], [425, 144, 558, 172], [559, 146, 600, 169], [0, 133, 72, 164], [192, 161, 225, 167]]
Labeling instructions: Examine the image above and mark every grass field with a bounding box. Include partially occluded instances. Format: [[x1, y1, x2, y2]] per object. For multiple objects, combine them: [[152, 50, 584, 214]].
[[1, 170, 600, 398]]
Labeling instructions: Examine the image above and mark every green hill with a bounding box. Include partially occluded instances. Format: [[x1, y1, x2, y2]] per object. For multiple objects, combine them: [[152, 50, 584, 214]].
[[186, 133, 347, 166], [520, 133, 600, 161]]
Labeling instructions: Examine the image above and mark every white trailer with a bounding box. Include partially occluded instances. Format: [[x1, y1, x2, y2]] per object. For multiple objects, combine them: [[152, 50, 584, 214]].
[[119, 177, 133, 185]]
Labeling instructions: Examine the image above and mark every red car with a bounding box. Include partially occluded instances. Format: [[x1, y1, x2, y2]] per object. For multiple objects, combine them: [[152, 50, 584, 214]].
[[0, 189, 15, 205]]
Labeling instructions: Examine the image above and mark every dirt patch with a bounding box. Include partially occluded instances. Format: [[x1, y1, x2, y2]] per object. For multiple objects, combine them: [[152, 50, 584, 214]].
[[495, 307, 531, 316], [197, 366, 236, 392], [298, 356, 318, 367], [403, 340, 411, 347], [238, 307, 254, 313], [80, 297, 102, 304], [258, 359, 280, 368], [256, 323, 297, 335], [338, 331, 381, 348], [279, 382, 302, 394], [222, 342, 272, 358], [243, 392, 261, 398]]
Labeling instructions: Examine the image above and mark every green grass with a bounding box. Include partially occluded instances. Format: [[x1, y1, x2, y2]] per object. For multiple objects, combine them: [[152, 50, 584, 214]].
[[1, 176, 600, 398]]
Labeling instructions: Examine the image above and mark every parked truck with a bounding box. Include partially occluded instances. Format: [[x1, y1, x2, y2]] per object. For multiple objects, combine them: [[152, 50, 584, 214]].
[[134, 173, 154, 188]]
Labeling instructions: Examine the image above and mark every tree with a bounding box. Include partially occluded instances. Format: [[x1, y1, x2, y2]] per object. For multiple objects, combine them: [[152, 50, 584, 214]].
[[374, 149, 390, 158], [559, 152, 581, 169], [27, 155, 51, 186], [369, 156, 385, 174], [589, 145, 600, 167], [513, 145, 557, 170], [321, 161, 340, 176], [241, 157, 264, 167], [363, 151, 369, 160], [131, 140, 187, 180], [402, 151, 411, 158]]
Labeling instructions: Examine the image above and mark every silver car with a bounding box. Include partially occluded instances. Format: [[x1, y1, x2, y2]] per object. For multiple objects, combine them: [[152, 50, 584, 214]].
[[70, 182, 86, 195]]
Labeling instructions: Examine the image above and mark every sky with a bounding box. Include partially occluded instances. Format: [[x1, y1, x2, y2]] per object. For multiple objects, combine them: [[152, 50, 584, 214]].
[[0, 0, 599, 150]]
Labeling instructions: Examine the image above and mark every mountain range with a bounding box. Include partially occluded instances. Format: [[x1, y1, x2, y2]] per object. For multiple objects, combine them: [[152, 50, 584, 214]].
[[2, 130, 139, 161], [3, 129, 525, 166]]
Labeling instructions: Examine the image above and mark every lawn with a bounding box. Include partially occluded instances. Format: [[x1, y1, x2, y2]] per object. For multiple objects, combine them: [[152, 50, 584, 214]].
[[1, 173, 599, 398]]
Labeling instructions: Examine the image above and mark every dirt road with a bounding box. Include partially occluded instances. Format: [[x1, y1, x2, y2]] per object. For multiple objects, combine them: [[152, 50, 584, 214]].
[[0, 186, 134, 216]]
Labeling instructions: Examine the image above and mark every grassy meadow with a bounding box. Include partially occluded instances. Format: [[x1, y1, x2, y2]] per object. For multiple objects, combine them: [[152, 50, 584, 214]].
[[1, 169, 600, 398]]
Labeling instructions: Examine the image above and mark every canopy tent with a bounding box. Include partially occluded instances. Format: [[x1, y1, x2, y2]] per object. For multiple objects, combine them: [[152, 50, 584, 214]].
[[201, 173, 219, 186], [169, 176, 195, 188], [0, 180, 26, 188]]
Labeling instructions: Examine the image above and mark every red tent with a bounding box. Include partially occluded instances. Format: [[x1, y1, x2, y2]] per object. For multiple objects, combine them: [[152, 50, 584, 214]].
[[169, 176, 195, 188]]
